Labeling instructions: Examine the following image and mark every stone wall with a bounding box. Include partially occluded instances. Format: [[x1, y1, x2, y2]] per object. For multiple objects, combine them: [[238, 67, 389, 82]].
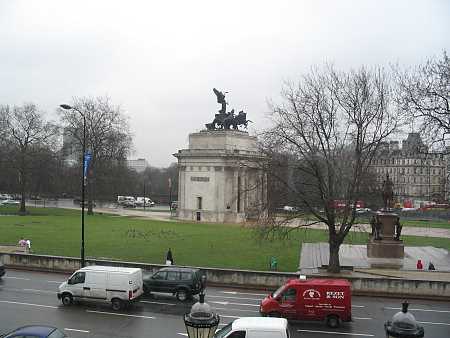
[[1, 252, 449, 300]]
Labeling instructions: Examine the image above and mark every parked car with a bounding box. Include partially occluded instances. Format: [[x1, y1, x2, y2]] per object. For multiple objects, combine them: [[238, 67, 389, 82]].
[[1, 325, 66, 338], [135, 197, 155, 207], [214, 317, 290, 338], [142, 267, 204, 301], [79, 201, 96, 207], [122, 200, 136, 208], [58, 265, 143, 311], [0, 261, 5, 279], [356, 207, 371, 214], [1, 199, 20, 206]]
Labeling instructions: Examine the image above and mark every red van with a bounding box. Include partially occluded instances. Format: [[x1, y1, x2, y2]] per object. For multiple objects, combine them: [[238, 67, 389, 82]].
[[260, 277, 352, 328]]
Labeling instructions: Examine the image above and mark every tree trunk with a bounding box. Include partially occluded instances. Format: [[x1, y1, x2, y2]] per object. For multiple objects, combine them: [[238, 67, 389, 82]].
[[19, 171, 27, 215], [327, 238, 341, 273]]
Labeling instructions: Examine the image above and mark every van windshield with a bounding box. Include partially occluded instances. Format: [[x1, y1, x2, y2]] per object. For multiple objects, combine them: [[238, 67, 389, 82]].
[[213, 322, 232, 338], [272, 285, 285, 299]]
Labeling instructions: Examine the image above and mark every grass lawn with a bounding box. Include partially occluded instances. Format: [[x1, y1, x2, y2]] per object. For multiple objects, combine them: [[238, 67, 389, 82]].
[[1, 206, 449, 272]]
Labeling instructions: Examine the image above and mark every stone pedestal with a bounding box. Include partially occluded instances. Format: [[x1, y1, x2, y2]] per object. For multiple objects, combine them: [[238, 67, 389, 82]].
[[367, 212, 404, 268]]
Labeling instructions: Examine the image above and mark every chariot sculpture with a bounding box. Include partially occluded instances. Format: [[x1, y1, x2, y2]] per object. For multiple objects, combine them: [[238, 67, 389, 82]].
[[205, 88, 252, 131]]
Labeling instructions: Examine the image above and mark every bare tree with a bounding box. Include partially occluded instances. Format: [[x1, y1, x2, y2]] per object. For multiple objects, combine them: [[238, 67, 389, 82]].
[[1, 104, 59, 213], [396, 51, 450, 146], [260, 65, 401, 273], [59, 96, 133, 213]]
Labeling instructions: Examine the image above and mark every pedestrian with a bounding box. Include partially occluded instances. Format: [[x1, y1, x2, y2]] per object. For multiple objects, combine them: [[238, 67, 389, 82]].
[[416, 259, 423, 270], [428, 261, 435, 271], [18, 237, 27, 246], [166, 248, 174, 265], [26, 239, 31, 251]]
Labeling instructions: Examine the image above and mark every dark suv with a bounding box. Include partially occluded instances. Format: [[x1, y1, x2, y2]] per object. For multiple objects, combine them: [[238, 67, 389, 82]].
[[142, 267, 204, 301]]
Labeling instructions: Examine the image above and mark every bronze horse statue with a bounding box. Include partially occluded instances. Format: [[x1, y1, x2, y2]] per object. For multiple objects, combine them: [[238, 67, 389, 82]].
[[205, 88, 252, 131]]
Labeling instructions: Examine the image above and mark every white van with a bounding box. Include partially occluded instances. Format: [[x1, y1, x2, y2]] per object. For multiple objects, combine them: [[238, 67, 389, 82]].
[[57, 266, 143, 310], [135, 196, 155, 207], [214, 318, 290, 338]]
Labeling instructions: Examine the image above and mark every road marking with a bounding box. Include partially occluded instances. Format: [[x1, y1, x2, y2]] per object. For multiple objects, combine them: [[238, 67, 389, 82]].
[[23, 288, 55, 294], [211, 301, 259, 307], [64, 328, 90, 333], [213, 306, 259, 313], [86, 310, 155, 319], [418, 321, 450, 326], [48, 280, 64, 284], [352, 305, 365, 308], [384, 307, 450, 313], [0, 300, 57, 309], [221, 291, 267, 296], [207, 294, 262, 301], [3, 276, 30, 280], [297, 329, 374, 336], [219, 314, 240, 319], [353, 317, 372, 320], [140, 300, 176, 306]]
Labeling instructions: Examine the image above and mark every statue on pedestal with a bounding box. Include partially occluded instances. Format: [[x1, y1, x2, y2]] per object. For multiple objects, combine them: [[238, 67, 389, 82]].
[[205, 88, 252, 131], [382, 173, 394, 211]]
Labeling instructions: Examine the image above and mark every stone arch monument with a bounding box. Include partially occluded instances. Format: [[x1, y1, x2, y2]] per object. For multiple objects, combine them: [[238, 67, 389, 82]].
[[173, 89, 267, 223]]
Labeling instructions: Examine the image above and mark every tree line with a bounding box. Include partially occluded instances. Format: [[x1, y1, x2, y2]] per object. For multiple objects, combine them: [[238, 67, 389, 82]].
[[0, 96, 178, 214]]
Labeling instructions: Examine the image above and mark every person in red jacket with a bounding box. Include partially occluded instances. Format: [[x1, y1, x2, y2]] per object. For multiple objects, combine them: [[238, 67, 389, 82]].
[[416, 259, 423, 270]]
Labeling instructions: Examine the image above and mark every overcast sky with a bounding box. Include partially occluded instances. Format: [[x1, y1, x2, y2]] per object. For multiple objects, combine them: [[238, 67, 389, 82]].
[[0, 0, 448, 167]]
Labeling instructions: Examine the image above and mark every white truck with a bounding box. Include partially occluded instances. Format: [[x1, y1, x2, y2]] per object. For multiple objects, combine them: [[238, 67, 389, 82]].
[[135, 196, 155, 207], [57, 266, 143, 310]]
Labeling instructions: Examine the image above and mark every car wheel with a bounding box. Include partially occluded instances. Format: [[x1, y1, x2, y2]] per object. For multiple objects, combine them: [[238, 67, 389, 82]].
[[176, 289, 189, 302], [268, 312, 281, 317], [326, 315, 340, 328], [111, 298, 123, 311], [61, 293, 73, 306]]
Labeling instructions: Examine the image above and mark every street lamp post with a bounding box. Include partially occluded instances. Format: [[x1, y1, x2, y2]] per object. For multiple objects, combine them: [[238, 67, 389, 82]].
[[384, 301, 424, 338], [184, 289, 220, 338], [60, 104, 86, 268]]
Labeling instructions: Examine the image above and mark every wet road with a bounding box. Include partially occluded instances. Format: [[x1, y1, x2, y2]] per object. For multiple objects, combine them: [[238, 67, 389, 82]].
[[1, 269, 449, 337]]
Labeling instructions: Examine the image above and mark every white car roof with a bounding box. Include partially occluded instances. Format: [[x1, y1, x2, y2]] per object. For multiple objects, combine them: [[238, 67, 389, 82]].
[[232, 317, 288, 331], [79, 266, 141, 274]]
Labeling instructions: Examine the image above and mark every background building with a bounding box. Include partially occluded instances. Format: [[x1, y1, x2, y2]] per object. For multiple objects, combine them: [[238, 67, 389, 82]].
[[371, 133, 447, 206], [127, 158, 149, 173]]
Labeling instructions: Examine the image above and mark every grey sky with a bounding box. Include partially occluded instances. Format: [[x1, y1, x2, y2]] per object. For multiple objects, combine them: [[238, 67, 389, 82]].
[[0, 0, 448, 167]]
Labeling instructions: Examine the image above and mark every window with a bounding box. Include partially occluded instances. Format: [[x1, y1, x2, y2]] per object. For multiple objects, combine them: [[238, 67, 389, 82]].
[[282, 288, 297, 302], [167, 271, 179, 281], [197, 197, 202, 210], [69, 272, 85, 284], [154, 271, 167, 280], [48, 329, 66, 338], [181, 272, 193, 280]]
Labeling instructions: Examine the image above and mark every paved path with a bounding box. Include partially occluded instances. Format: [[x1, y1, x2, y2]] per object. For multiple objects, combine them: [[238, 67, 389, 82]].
[[289, 219, 450, 238]]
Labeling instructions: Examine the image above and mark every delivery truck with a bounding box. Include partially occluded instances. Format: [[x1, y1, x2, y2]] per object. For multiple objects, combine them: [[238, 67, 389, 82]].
[[260, 277, 352, 328], [58, 265, 143, 310]]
